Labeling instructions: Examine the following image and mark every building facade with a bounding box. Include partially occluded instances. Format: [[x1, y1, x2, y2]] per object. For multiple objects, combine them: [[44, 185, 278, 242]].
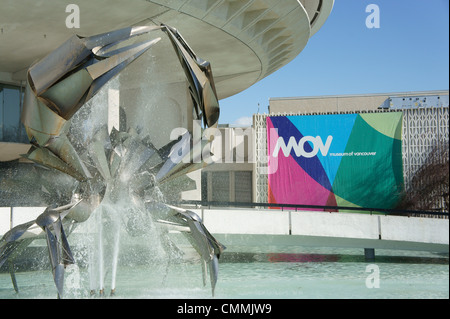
[[201, 90, 449, 211]]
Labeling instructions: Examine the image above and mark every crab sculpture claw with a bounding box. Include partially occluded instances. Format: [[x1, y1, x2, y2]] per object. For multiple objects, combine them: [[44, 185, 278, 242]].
[[21, 25, 162, 180]]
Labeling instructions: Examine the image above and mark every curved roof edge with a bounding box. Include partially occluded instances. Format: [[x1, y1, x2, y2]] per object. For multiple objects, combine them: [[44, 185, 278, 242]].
[[310, 0, 334, 37]]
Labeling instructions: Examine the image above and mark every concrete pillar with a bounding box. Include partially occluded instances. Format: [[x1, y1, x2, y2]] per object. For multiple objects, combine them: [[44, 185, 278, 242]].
[[364, 248, 375, 261], [108, 89, 120, 134]]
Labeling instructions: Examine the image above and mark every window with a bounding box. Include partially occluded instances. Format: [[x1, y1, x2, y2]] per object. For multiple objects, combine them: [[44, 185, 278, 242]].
[[211, 171, 230, 202], [234, 171, 252, 203], [202, 170, 253, 203], [0, 83, 28, 143]]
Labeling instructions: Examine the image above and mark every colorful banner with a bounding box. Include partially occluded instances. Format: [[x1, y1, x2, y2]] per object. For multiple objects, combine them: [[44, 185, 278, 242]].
[[267, 113, 404, 210]]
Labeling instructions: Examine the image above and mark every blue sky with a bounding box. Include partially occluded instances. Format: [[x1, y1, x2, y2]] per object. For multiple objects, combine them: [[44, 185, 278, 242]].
[[219, 0, 449, 126]]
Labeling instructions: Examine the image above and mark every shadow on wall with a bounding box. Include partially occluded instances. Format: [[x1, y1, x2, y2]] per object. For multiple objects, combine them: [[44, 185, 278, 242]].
[[396, 140, 449, 214]]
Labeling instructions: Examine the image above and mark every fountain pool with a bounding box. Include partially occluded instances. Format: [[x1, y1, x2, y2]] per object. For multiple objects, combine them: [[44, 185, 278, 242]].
[[1, 248, 448, 299]]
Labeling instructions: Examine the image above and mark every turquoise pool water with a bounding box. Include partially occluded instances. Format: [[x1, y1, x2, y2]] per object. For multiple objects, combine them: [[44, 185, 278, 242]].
[[0, 248, 448, 299]]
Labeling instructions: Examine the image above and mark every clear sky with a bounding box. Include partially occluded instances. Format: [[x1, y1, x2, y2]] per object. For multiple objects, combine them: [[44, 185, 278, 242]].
[[219, 0, 450, 126]]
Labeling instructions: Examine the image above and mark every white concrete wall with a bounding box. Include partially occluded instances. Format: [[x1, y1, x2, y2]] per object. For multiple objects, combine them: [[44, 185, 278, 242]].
[[198, 208, 448, 252], [202, 209, 290, 235], [0, 207, 45, 234], [1, 207, 448, 254], [380, 215, 449, 245], [290, 211, 380, 240], [0, 207, 10, 235]]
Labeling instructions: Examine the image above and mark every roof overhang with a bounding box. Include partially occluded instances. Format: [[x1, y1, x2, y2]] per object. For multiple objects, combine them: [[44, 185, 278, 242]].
[[0, 0, 333, 99]]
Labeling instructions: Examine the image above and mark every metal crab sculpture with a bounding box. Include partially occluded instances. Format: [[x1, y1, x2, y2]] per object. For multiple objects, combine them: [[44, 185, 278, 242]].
[[0, 24, 225, 298]]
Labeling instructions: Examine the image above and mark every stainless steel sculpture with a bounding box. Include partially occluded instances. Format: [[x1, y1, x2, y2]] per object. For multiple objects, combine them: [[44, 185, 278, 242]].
[[0, 24, 224, 298]]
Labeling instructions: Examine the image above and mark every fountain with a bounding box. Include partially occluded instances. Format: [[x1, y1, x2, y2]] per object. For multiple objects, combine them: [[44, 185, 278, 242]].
[[0, 24, 225, 298]]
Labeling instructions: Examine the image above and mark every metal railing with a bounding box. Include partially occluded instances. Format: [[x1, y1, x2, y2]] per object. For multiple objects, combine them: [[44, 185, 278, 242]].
[[173, 200, 449, 218]]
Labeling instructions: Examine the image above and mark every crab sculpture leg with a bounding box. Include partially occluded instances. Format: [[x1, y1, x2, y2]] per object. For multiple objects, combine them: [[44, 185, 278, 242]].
[[0, 198, 96, 297], [0, 23, 224, 298], [155, 205, 226, 296], [35, 203, 80, 299]]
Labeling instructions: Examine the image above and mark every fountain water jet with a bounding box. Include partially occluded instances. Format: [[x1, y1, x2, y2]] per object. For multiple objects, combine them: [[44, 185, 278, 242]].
[[0, 23, 225, 298]]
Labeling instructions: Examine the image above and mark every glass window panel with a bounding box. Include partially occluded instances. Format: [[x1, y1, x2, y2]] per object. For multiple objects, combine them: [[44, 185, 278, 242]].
[[19, 89, 28, 143], [234, 171, 252, 203], [0, 86, 3, 141], [201, 171, 208, 202], [0, 84, 27, 143], [211, 171, 230, 202], [3, 86, 21, 142]]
